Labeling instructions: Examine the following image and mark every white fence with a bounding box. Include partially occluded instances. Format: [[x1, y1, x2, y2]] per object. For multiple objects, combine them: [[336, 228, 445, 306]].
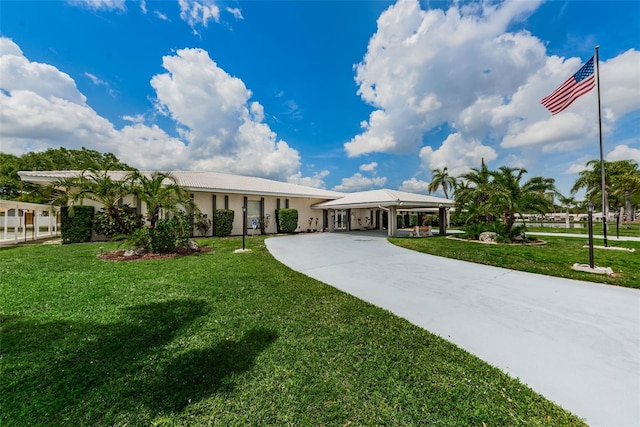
[[0, 200, 60, 245]]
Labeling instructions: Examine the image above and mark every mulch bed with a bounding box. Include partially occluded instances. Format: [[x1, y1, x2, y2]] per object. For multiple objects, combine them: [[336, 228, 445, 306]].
[[98, 246, 213, 262]]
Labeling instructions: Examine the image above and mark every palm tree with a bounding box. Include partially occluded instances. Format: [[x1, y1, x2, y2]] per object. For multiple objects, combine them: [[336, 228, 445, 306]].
[[572, 159, 639, 229], [128, 171, 193, 229], [51, 169, 133, 233], [455, 159, 493, 223], [557, 193, 577, 228], [608, 161, 640, 229], [428, 167, 456, 199], [487, 167, 556, 236]]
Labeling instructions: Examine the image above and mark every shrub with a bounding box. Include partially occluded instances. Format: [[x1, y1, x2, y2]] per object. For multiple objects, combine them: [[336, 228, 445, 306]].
[[214, 209, 234, 237], [93, 205, 143, 237], [194, 212, 212, 236], [276, 208, 298, 233], [149, 215, 192, 253], [409, 214, 418, 227], [125, 226, 151, 249], [60, 205, 94, 244]]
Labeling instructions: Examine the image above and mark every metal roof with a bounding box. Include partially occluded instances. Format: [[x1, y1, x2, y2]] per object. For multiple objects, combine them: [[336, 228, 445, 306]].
[[18, 170, 345, 199], [313, 189, 454, 209], [18, 171, 455, 207]]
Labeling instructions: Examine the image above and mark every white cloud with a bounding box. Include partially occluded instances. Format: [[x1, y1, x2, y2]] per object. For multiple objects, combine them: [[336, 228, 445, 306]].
[[140, 0, 147, 14], [84, 72, 116, 97], [399, 177, 430, 193], [420, 133, 497, 177], [154, 10, 169, 21], [288, 170, 330, 189], [332, 173, 387, 192], [178, 0, 220, 33], [346, 0, 545, 156], [226, 7, 243, 20], [359, 162, 378, 172], [67, 0, 126, 12], [0, 37, 316, 183], [150, 47, 302, 180], [0, 38, 86, 105], [607, 144, 640, 163], [346, 0, 638, 189], [498, 51, 640, 152]]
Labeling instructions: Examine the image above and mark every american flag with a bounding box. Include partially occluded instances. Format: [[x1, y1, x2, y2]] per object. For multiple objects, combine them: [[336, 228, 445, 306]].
[[541, 56, 595, 115]]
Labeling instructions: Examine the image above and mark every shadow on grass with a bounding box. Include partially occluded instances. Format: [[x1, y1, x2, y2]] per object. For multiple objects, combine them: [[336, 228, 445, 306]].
[[1, 299, 278, 424]]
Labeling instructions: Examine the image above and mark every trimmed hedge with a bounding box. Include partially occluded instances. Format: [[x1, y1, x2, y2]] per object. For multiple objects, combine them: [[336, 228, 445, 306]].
[[60, 205, 94, 244], [214, 209, 234, 237], [92, 205, 143, 237], [276, 208, 298, 233]]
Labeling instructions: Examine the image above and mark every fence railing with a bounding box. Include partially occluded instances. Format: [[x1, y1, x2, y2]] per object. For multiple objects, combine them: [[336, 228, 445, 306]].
[[0, 200, 60, 245]]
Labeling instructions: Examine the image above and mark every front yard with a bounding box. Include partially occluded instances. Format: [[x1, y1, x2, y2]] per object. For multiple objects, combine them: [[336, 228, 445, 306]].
[[0, 236, 584, 426]]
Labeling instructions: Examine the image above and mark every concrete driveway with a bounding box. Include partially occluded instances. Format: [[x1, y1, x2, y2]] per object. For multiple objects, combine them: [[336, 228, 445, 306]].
[[265, 231, 640, 427]]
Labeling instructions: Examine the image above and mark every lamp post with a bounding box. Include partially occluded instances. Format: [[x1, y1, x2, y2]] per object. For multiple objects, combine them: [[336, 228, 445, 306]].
[[242, 205, 246, 251], [587, 202, 595, 269]]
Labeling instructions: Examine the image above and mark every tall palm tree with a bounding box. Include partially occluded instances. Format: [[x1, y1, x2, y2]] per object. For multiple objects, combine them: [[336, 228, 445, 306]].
[[572, 159, 639, 229], [428, 167, 456, 199], [556, 193, 577, 228], [608, 161, 640, 229], [128, 171, 193, 229]]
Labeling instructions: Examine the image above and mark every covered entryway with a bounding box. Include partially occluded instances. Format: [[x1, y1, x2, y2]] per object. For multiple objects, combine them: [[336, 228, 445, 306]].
[[313, 189, 453, 237]]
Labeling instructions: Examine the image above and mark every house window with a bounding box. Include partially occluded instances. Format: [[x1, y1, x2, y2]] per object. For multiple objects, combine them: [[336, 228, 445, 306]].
[[247, 200, 261, 227]]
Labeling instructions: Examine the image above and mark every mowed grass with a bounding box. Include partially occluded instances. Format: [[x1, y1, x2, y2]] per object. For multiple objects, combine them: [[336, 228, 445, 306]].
[[390, 234, 640, 289], [0, 237, 584, 426], [525, 220, 640, 238]]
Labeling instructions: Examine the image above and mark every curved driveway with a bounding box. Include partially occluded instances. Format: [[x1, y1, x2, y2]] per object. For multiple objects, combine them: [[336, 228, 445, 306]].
[[266, 231, 640, 427]]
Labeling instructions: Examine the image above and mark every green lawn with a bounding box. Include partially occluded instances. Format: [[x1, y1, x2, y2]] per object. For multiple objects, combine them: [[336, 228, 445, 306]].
[[525, 221, 640, 238], [390, 234, 640, 289], [0, 237, 584, 426]]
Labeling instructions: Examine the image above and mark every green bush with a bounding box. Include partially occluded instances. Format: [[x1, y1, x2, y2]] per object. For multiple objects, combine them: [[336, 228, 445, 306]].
[[276, 208, 298, 233], [150, 215, 192, 253], [214, 209, 234, 237], [194, 212, 212, 236], [60, 205, 94, 244], [409, 214, 418, 227], [93, 205, 143, 237]]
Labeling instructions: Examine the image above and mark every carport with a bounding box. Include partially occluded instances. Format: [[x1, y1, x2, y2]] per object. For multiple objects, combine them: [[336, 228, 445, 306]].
[[313, 189, 453, 236]]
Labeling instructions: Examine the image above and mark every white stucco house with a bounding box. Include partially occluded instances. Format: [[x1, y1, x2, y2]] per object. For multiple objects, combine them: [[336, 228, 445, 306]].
[[18, 170, 454, 237]]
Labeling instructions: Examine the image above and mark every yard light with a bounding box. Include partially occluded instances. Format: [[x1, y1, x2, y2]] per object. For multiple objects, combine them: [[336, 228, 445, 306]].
[[242, 205, 246, 251], [586, 202, 595, 269]]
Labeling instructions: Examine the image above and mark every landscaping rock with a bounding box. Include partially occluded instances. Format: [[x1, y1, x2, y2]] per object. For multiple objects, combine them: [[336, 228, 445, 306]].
[[124, 248, 146, 257], [479, 231, 498, 243], [187, 239, 200, 251]]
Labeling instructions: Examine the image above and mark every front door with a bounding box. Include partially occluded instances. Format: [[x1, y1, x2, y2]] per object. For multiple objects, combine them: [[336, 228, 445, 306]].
[[334, 210, 348, 230]]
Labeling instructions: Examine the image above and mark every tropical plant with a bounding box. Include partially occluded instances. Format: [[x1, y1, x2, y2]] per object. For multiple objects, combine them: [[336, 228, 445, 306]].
[[455, 163, 556, 238], [428, 167, 456, 199], [51, 169, 135, 234], [93, 205, 144, 237], [557, 193, 577, 228], [128, 171, 193, 229], [571, 159, 640, 228]]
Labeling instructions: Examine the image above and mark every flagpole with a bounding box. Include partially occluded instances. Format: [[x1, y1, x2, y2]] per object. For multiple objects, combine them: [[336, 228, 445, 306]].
[[595, 45, 608, 246]]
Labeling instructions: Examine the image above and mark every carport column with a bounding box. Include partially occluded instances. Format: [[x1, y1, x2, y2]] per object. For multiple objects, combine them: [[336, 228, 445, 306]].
[[388, 206, 397, 237]]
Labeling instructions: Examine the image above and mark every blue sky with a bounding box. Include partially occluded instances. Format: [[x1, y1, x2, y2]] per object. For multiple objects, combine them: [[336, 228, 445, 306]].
[[1, 0, 639, 197]]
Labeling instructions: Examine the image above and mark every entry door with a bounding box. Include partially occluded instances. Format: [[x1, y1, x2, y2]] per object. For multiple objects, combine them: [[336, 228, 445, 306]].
[[334, 210, 348, 230]]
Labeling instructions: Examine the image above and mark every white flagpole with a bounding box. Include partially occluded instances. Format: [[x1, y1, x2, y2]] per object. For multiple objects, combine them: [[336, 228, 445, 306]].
[[595, 45, 608, 246]]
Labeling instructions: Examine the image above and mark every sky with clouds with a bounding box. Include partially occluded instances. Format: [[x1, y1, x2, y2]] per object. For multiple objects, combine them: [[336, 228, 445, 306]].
[[1, 0, 639, 197]]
